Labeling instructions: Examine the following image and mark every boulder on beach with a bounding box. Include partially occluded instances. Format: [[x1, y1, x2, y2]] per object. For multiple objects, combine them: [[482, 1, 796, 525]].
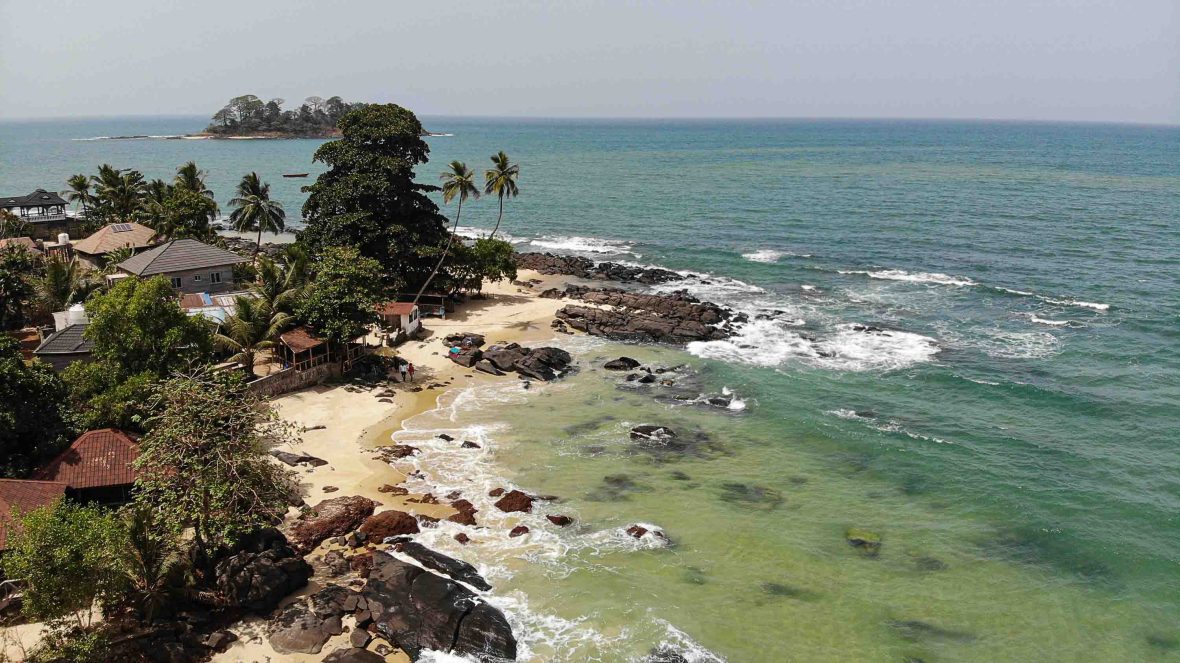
[[494, 489, 535, 513], [449, 346, 483, 367], [268, 602, 341, 654], [269, 449, 328, 467], [363, 552, 515, 660], [326, 646, 382, 662], [475, 359, 503, 375], [444, 332, 486, 347], [359, 509, 421, 540], [604, 357, 641, 371], [288, 496, 377, 555], [213, 528, 311, 614]]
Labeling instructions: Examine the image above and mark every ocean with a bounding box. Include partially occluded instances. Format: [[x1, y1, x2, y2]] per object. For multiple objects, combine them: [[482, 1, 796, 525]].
[[2, 116, 1179, 661]]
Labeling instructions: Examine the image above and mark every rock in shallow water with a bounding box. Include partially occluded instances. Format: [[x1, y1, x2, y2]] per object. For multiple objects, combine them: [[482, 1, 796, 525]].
[[846, 527, 882, 557], [359, 509, 421, 540], [604, 356, 641, 370]]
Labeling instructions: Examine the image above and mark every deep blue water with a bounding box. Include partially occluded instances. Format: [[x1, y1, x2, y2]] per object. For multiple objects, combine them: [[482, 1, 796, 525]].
[[3, 116, 1179, 658]]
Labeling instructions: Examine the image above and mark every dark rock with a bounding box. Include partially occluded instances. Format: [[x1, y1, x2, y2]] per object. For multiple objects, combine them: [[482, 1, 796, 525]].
[[483, 343, 528, 371], [474, 360, 503, 376], [494, 489, 535, 513], [645, 645, 690, 663], [625, 524, 649, 538], [449, 347, 483, 367], [270, 450, 328, 467], [321, 550, 351, 577], [443, 332, 486, 348], [268, 602, 342, 654], [363, 552, 516, 660], [214, 528, 311, 614], [289, 496, 378, 555], [349, 628, 373, 648], [310, 584, 357, 619], [846, 528, 882, 557], [360, 510, 420, 540], [516, 252, 682, 284], [461, 440, 482, 449], [391, 541, 492, 591], [349, 552, 374, 578], [546, 515, 573, 527], [638, 373, 657, 384], [377, 484, 408, 495], [323, 647, 385, 663], [323, 485, 339, 493], [377, 444, 420, 460], [488, 487, 505, 497], [554, 287, 738, 344], [604, 356, 641, 371], [513, 346, 573, 381], [719, 482, 784, 509], [203, 630, 237, 652], [447, 499, 478, 526], [509, 525, 530, 538], [630, 425, 676, 441], [454, 533, 470, 545], [438, 433, 455, 442]]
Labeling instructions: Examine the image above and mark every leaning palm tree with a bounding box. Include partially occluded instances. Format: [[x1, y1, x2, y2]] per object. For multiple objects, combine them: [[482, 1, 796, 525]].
[[412, 161, 479, 306], [213, 296, 291, 376], [229, 172, 285, 256], [483, 151, 519, 240], [36, 255, 100, 313], [62, 174, 94, 218]]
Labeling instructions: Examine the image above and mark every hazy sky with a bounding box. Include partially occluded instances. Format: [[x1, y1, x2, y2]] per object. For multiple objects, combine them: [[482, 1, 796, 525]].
[[1, 0, 1177, 123]]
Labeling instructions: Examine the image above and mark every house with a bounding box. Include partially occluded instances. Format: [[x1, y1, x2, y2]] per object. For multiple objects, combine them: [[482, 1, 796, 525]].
[[115, 238, 248, 294], [32, 323, 93, 371], [0, 480, 67, 551], [34, 429, 140, 505], [71, 222, 159, 269], [376, 301, 422, 338], [0, 189, 78, 240], [0, 237, 41, 255], [278, 326, 332, 371]]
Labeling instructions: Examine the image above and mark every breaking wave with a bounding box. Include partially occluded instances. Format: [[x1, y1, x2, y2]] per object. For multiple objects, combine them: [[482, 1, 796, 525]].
[[839, 268, 976, 286], [529, 235, 639, 257]]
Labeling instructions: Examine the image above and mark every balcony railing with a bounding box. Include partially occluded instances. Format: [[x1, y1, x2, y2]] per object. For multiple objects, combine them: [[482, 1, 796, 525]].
[[18, 213, 69, 223]]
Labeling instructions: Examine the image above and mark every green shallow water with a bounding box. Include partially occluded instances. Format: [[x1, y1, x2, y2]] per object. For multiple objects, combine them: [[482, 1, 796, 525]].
[[394, 339, 1179, 662]]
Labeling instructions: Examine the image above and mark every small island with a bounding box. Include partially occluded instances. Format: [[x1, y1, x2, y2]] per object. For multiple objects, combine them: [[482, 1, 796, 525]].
[[201, 94, 365, 138]]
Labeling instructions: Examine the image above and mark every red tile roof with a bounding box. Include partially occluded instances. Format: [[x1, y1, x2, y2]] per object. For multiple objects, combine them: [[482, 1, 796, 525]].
[[34, 429, 140, 490], [280, 326, 326, 352], [0, 480, 67, 549], [377, 302, 418, 316]]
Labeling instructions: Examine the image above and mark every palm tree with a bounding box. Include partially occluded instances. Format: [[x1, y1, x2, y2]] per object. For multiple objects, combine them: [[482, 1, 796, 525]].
[[413, 161, 479, 306], [92, 165, 147, 223], [174, 161, 212, 197], [141, 179, 173, 232], [212, 296, 291, 376], [251, 255, 305, 314], [102, 246, 136, 275], [62, 174, 94, 218], [483, 151, 519, 240], [35, 255, 99, 314], [229, 172, 285, 256], [0, 209, 27, 239], [119, 505, 187, 623]]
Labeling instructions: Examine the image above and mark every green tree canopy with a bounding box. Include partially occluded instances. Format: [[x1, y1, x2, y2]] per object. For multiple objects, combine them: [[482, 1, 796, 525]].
[[0, 336, 71, 475], [84, 276, 212, 376], [0, 245, 36, 330], [298, 103, 450, 292], [295, 245, 384, 345], [134, 371, 296, 566]]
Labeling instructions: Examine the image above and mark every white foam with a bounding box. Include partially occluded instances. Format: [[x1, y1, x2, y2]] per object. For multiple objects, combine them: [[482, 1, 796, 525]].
[[1021, 313, 1072, 327], [994, 286, 1109, 312], [742, 249, 786, 263], [815, 324, 940, 371], [826, 408, 868, 420], [455, 226, 525, 244], [801, 284, 817, 291], [529, 235, 638, 257], [840, 269, 976, 287]]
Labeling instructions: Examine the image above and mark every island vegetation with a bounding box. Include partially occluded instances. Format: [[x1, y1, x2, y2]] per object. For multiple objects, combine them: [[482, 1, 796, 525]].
[[0, 102, 526, 661], [204, 95, 365, 138]]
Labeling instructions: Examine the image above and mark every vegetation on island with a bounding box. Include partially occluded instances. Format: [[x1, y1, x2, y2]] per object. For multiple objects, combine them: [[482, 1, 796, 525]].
[[205, 94, 364, 137], [0, 101, 525, 662]]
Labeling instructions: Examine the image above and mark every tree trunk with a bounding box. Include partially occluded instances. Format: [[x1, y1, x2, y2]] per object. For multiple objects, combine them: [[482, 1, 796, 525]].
[[489, 194, 504, 240], [255, 226, 263, 256], [412, 197, 463, 307]]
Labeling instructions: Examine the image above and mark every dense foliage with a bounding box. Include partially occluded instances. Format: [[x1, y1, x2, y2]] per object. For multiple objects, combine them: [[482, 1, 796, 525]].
[[296, 245, 384, 344], [299, 104, 451, 291], [0, 336, 71, 474], [134, 371, 296, 564], [0, 245, 36, 330], [206, 94, 363, 137]]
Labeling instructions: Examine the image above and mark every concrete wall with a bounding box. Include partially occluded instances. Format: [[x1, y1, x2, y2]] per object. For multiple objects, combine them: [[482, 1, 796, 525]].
[[163, 267, 237, 294], [247, 361, 341, 398]]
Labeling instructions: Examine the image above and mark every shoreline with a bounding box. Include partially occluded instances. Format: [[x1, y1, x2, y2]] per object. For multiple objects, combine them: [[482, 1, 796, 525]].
[[211, 270, 568, 662]]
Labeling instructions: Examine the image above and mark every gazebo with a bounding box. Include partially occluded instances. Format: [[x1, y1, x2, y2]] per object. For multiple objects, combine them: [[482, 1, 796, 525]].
[[278, 326, 333, 371]]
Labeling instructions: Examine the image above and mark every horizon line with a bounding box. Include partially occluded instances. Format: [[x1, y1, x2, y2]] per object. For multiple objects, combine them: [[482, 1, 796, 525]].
[[1, 112, 1177, 129]]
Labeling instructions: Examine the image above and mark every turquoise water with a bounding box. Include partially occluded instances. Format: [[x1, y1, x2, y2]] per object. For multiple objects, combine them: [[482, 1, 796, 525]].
[[3, 116, 1180, 660]]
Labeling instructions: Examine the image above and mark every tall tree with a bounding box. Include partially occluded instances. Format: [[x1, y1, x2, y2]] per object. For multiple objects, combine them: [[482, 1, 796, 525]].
[[0, 245, 35, 330], [84, 276, 212, 376], [134, 371, 296, 568], [295, 245, 383, 345], [251, 255, 305, 314], [299, 104, 450, 291], [91, 165, 146, 224], [229, 172, 286, 255], [35, 254, 100, 315], [213, 296, 291, 375], [62, 174, 94, 217], [483, 151, 520, 240], [0, 336, 71, 474], [412, 161, 478, 306]]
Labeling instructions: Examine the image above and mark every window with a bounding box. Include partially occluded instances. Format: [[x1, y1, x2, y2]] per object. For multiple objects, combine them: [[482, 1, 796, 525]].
[[170, 277, 182, 289], [210, 272, 222, 284], [193, 274, 203, 283]]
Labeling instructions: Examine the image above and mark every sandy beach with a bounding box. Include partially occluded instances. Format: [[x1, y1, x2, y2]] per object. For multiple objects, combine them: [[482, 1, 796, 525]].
[[210, 269, 567, 663]]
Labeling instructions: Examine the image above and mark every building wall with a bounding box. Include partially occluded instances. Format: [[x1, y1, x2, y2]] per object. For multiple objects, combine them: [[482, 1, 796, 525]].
[[247, 362, 342, 398], [27, 218, 82, 241], [161, 266, 237, 294], [34, 352, 92, 373]]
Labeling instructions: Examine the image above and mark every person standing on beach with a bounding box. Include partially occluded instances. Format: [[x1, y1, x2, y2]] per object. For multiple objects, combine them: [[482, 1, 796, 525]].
[[407, 363, 416, 383], [398, 362, 408, 383]]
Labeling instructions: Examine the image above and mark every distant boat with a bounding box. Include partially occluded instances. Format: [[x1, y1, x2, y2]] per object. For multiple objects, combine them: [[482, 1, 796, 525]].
[[282, 173, 309, 178]]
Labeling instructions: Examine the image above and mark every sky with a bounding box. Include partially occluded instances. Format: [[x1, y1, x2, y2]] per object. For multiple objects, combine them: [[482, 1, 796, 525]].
[[1, 0, 1177, 124]]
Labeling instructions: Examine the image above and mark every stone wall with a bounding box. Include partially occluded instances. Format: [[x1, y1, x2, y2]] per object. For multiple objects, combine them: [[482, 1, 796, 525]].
[[248, 362, 341, 398]]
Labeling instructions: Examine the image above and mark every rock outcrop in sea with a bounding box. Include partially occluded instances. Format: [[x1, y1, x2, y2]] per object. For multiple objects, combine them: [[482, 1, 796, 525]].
[[516, 252, 682, 284], [543, 285, 745, 343]]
